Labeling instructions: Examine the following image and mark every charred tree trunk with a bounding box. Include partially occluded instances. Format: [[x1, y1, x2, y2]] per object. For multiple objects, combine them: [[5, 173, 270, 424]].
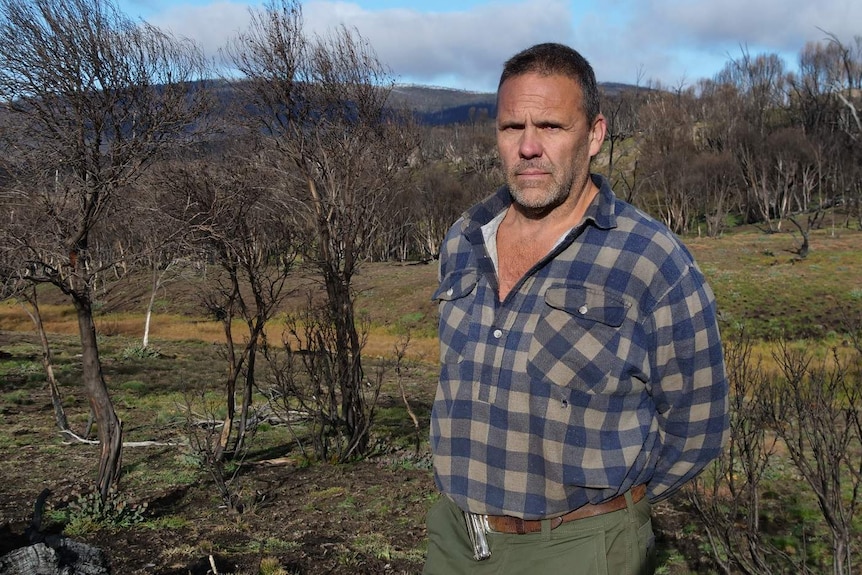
[[787, 215, 810, 258], [73, 294, 122, 502], [323, 271, 368, 459], [21, 288, 69, 433], [235, 333, 259, 456], [214, 307, 239, 463]]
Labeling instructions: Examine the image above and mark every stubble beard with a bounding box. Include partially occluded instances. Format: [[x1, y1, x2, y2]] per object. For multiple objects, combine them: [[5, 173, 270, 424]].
[[506, 161, 575, 213]]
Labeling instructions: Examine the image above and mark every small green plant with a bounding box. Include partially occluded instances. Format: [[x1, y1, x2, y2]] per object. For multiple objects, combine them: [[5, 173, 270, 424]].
[[353, 531, 425, 563], [121, 344, 162, 360], [15, 360, 42, 373], [1, 361, 44, 383], [119, 380, 148, 393], [258, 556, 289, 575], [141, 515, 188, 530], [2, 389, 31, 405], [245, 538, 302, 557], [62, 488, 148, 535]]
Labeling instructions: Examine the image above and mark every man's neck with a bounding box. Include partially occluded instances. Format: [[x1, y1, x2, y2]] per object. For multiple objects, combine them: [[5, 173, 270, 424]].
[[505, 179, 599, 237], [494, 180, 599, 301]]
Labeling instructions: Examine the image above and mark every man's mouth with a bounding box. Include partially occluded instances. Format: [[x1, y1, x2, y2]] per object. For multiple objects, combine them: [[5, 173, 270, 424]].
[[514, 162, 552, 177]]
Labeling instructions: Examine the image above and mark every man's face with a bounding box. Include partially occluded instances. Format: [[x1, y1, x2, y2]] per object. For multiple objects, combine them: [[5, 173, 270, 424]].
[[496, 72, 604, 211]]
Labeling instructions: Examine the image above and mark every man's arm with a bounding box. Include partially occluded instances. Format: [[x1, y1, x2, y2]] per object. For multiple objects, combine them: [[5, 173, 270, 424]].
[[645, 265, 729, 501]]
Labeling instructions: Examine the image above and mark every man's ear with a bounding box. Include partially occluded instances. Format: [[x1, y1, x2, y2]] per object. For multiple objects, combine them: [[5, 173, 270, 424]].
[[589, 114, 608, 157]]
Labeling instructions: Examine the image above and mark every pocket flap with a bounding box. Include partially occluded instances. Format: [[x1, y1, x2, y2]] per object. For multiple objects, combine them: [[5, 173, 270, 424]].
[[433, 269, 479, 302], [544, 285, 629, 327]]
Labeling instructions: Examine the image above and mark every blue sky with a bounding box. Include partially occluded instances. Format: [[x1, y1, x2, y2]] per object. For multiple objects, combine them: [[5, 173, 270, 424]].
[[118, 0, 861, 92]]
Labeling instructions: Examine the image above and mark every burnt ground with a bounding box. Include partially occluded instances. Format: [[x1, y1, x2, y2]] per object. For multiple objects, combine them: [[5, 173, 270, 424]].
[[0, 344, 437, 575], [0, 374, 711, 575], [0, 252, 777, 574], [0, 389, 431, 573]]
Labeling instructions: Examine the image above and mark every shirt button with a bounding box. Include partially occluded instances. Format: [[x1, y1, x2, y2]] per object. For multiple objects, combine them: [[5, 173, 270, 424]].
[[446, 288, 454, 297], [493, 329, 503, 339], [578, 305, 588, 314]]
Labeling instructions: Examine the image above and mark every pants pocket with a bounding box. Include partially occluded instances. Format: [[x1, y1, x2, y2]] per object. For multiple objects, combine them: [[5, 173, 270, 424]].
[[423, 498, 475, 575], [636, 504, 656, 574]]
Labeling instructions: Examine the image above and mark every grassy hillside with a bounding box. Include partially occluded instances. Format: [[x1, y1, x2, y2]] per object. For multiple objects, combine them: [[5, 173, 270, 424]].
[[2, 227, 859, 347], [688, 226, 862, 340]]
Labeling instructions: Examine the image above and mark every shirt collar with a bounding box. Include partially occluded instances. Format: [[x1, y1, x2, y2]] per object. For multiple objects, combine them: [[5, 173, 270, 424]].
[[589, 173, 618, 231], [459, 172, 618, 238]]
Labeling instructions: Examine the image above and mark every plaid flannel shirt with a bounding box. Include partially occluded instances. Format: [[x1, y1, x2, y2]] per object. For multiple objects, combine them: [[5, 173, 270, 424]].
[[430, 174, 729, 520]]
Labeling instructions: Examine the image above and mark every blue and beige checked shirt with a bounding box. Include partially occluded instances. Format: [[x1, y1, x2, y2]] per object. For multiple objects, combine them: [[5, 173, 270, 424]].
[[431, 174, 729, 520]]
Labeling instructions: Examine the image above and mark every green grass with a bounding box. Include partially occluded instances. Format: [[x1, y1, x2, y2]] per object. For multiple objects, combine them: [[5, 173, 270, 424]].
[[141, 515, 189, 530], [253, 538, 302, 554], [1, 389, 32, 405], [352, 531, 426, 562], [123, 461, 200, 492], [690, 228, 862, 340], [118, 380, 149, 394]]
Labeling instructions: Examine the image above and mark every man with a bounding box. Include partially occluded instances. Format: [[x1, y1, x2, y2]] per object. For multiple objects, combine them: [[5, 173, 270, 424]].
[[424, 43, 729, 575]]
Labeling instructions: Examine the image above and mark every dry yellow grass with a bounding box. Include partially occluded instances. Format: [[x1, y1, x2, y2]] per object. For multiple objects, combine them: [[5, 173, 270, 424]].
[[0, 301, 438, 361], [2, 228, 860, 364]]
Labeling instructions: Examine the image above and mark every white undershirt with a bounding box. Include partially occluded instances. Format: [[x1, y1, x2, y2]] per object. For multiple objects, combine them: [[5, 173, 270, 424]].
[[480, 207, 573, 273], [481, 210, 508, 272]]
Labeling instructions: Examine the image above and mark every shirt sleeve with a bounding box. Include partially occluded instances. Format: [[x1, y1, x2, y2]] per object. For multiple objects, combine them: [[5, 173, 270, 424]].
[[645, 264, 729, 501]]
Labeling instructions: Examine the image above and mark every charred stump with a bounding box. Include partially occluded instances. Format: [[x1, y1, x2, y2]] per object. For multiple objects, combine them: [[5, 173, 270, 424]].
[[0, 490, 110, 575]]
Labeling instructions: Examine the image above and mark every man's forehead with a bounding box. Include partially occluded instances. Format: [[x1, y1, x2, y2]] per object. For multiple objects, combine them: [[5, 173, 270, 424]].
[[497, 73, 584, 115]]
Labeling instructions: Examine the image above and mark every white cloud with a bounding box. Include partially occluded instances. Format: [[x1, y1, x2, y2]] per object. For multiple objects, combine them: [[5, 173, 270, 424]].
[[136, 0, 862, 91], [650, 0, 860, 49], [615, 0, 862, 85], [147, 1, 252, 63], [303, 0, 574, 91]]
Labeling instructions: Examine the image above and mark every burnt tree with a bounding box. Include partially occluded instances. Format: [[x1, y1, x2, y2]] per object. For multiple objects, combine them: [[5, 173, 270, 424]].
[[0, 0, 211, 500]]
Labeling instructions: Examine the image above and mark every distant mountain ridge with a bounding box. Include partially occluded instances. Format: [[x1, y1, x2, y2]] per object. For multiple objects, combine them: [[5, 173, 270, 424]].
[[0, 79, 641, 132], [387, 84, 495, 126], [389, 82, 644, 125]]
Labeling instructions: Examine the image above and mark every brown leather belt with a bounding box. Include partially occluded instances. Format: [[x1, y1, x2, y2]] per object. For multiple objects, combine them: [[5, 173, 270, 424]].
[[484, 484, 647, 535]]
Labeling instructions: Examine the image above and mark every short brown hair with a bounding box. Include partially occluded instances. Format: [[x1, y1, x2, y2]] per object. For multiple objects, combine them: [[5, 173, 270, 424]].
[[498, 43, 601, 122]]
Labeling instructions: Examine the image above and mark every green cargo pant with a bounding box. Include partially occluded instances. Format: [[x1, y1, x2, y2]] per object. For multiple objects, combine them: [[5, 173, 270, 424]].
[[423, 491, 655, 575]]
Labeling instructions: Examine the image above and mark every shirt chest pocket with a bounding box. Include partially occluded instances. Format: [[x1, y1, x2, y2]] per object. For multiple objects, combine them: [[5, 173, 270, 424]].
[[433, 269, 479, 365], [527, 285, 635, 394]]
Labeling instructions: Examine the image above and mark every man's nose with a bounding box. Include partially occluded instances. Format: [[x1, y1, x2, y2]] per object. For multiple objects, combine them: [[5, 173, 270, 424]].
[[519, 126, 543, 158]]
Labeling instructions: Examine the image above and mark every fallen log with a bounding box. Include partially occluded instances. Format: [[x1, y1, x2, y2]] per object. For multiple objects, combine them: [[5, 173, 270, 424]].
[[60, 428, 180, 447]]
